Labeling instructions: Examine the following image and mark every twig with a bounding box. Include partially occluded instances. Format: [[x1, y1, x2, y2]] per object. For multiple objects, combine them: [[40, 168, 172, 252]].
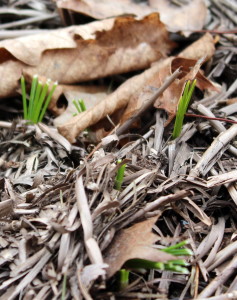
[[185, 113, 237, 125], [116, 68, 181, 136], [86, 68, 181, 160]]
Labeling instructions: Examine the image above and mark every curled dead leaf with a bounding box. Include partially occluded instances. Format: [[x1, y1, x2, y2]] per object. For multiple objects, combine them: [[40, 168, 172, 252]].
[[56, 0, 207, 37], [0, 13, 174, 99], [103, 217, 176, 278], [57, 34, 215, 142]]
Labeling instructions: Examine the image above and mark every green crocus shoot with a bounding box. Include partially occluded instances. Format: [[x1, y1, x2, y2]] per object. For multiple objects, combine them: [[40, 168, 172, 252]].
[[27, 74, 38, 121], [33, 79, 50, 123], [21, 75, 57, 124], [161, 240, 193, 256], [118, 269, 130, 290], [117, 240, 193, 289], [73, 99, 87, 116], [172, 79, 196, 139], [38, 80, 58, 122], [20, 76, 27, 120], [73, 99, 82, 115], [115, 160, 126, 191]]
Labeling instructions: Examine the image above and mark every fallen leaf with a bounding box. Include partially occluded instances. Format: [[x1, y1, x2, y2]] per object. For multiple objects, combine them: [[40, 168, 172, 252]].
[[57, 58, 168, 142], [58, 33, 215, 142], [103, 217, 176, 278], [56, 0, 156, 21], [0, 13, 174, 99], [122, 35, 218, 125], [153, 56, 219, 124], [56, 0, 207, 37], [150, 0, 207, 36]]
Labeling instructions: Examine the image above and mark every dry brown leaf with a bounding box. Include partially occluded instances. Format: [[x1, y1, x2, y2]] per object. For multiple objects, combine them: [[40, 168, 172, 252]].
[[56, 0, 156, 21], [153, 56, 219, 124], [103, 217, 176, 278], [0, 13, 174, 99], [58, 33, 215, 142], [150, 0, 207, 36], [122, 38, 218, 125], [57, 58, 167, 142], [56, 0, 207, 37]]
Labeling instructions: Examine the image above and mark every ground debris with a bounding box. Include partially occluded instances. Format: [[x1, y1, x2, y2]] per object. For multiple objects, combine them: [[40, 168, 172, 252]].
[[0, 0, 237, 299]]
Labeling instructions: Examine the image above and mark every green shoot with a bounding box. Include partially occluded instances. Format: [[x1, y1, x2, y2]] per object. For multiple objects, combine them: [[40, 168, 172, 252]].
[[73, 99, 81, 115], [73, 99, 87, 116], [161, 240, 193, 256], [115, 160, 126, 190], [118, 269, 130, 290], [79, 99, 86, 112], [38, 81, 58, 122], [61, 273, 67, 300], [28, 74, 38, 121], [21, 75, 58, 124], [33, 79, 50, 123], [124, 258, 190, 274], [172, 80, 196, 139], [117, 240, 193, 289]]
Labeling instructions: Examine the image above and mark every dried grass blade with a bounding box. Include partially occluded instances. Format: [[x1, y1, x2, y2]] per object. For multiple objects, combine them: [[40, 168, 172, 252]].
[[9, 251, 52, 300], [203, 217, 225, 267], [197, 255, 237, 298], [37, 123, 72, 153], [189, 124, 237, 177], [76, 175, 103, 264], [206, 170, 237, 187], [207, 240, 237, 271]]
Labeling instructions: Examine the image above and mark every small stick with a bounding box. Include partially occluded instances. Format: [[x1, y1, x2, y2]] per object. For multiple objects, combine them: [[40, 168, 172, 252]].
[[116, 68, 181, 136], [86, 68, 181, 160], [185, 113, 237, 125]]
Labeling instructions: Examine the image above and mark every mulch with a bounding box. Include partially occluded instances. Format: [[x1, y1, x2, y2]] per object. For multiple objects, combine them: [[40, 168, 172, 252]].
[[0, 0, 237, 299]]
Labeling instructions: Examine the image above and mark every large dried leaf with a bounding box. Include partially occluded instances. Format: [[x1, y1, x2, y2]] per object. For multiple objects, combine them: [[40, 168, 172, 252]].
[[104, 217, 176, 278], [56, 0, 207, 37], [123, 35, 218, 125], [58, 33, 215, 142], [150, 0, 207, 36], [56, 0, 156, 20], [0, 13, 174, 99]]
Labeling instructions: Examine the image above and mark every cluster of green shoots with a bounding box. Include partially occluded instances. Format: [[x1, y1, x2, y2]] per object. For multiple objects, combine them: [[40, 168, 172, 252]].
[[119, 240, 193, 290], [113, 165, 193, 288], [72, 98, 87, 116], [172, 80, 196, 139], [21, 75, 58, 124]]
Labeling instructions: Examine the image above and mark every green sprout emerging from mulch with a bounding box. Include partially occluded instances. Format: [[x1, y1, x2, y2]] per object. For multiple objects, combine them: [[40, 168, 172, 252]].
[[118, 240, 192, 290], [72, 98, 87, 116], [115, 159, 127, 191], [21, 74, 58, 124], [172, 79, 196, 139]]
